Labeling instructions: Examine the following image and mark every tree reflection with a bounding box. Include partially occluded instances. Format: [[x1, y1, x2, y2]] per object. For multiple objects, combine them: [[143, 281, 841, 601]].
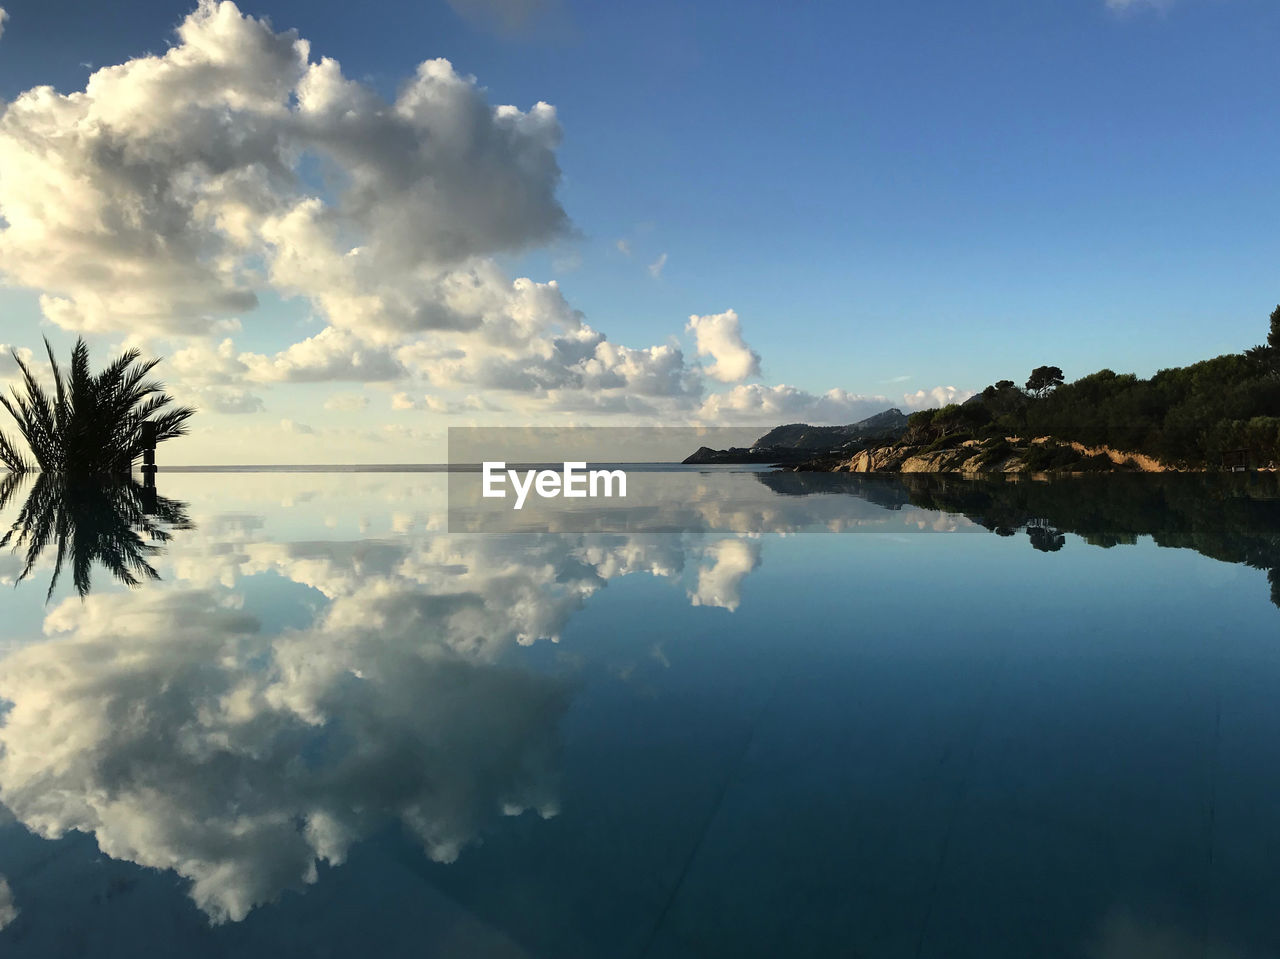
[[0, 473, 192, 599], [758, 470, 1280, 608]]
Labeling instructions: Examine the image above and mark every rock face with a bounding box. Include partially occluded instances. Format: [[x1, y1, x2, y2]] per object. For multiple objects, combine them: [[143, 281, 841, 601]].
[[812, 437, 1167, 475]]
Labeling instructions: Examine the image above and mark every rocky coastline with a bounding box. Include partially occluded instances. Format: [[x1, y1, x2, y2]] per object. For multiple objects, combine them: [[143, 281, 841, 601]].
[[790, 435, 1175, 474]]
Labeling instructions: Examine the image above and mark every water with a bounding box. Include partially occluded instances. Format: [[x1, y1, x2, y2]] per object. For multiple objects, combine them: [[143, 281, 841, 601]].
[[0, 468, 1277, 958]]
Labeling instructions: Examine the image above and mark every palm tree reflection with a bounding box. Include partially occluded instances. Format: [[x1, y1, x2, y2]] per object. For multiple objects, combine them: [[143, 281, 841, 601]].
[[0, 473, 192, 599]]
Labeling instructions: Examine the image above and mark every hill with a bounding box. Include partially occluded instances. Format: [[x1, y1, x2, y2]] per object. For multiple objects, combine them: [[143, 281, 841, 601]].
[[796, 306, 1280, 474], [682, 409, 908, 464]]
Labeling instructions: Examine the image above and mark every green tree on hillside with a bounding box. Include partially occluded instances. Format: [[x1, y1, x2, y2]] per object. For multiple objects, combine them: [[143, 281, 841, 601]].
[[1246, 304, 1280, 371], [1025, 366, 1065, 398]]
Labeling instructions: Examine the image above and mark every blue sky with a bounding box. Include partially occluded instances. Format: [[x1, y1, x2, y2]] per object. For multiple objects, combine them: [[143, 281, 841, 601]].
[[0, 0, 1277, 461]]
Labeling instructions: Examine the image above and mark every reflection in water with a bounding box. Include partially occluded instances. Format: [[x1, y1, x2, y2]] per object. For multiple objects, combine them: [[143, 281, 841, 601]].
[[0, 473, 192, 599], [688, 538, 761, 611], [0, 585, 570, 922], [0, 470, 1277, 954], [0, 877, 16, 932], [759, 470, 1280, 608]]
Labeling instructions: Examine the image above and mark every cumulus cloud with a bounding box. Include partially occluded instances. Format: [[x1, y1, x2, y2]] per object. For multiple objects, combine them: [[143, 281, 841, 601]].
[[0, 2, 977, 425], [397, 317, 701, 400], [191, 385, 265, 414], [686, 309, 762, 383], [169, 337, 251, 385], [903, 385, 974, 409], [0, 1, 567, 338], [171, 329, 404, 386], [696, 382, 972, 424], [241, 328, 405, 382], [280, 418, 314, 434], [697, 384, 892, 424], [391, 391, 438, 411], [0, 8, 8, 41]]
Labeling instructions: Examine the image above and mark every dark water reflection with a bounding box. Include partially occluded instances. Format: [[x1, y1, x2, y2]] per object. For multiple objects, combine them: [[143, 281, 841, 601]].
[[0, 470, 1276, 957], [0, 473, 192, 598], [759, 470, 1280, 608]]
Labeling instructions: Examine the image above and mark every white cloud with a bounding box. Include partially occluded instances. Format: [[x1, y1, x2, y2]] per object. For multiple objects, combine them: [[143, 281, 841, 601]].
[[698, 384, 889, 424], [170, 338, 251, 385], [615, 239, 631, 256], [171, 328, 404, 386], [0, 8, 8, 41], [391, 391, 439, 411], [0, 2, 567, 338], [686, 309, 761, 383], [280, 418, 314, 434], [323, 392, 369, 412], [191, 385, 264, 414], [396, 318, 701, 400], [697, 382, 972, 424], [903, 385, 974, 409], [241, 328, 405, 383], [0, 2, 978, 434]]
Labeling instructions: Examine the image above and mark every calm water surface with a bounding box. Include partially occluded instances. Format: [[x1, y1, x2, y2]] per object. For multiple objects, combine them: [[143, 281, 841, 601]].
[[0, 469, 1277, 958]]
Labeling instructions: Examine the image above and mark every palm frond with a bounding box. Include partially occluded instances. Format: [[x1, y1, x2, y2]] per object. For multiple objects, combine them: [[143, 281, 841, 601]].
[[1, 338, 196, 475], [2, 473, 193, 601]]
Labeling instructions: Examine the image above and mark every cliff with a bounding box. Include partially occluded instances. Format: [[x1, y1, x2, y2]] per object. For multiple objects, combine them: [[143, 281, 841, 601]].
[[797, 435, 1173, 474]]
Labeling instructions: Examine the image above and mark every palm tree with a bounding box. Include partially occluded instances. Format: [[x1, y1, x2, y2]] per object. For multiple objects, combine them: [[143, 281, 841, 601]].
[[0, 472, 193, 600], [0, 337, 194, 473]]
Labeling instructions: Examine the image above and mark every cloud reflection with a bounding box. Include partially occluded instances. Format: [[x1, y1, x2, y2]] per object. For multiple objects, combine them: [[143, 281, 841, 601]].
[[0, 586, 569, 922], [0, 877, 16, 931], [6, 467, 1263, 931]]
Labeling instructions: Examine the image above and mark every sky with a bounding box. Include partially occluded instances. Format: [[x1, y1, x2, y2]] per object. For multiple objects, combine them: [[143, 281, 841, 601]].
[[0, 0, 1277, 463]]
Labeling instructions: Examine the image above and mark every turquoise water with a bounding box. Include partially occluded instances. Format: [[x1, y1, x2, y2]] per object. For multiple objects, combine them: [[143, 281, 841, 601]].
[[0, 470, 1277, 958]]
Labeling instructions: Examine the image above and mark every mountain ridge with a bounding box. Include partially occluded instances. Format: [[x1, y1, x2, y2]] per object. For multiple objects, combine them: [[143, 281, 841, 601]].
[[682, 408, 909, 464]]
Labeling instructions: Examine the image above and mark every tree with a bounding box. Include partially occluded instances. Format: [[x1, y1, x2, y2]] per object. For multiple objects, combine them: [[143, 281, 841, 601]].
[[1025, 366, 1065, 399], [1027, 524, 1066, 553], [0, 471, 192, 599], [0, 338, 195, 474], [1245, 305, 1280, 372]]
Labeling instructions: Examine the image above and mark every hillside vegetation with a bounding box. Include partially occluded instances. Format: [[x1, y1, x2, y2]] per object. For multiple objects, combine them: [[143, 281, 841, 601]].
[[902, 307, 1280, 469]]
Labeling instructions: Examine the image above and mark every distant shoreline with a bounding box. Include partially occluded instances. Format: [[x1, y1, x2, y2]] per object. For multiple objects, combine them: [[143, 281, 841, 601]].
[[152, 462, 770, 473]]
